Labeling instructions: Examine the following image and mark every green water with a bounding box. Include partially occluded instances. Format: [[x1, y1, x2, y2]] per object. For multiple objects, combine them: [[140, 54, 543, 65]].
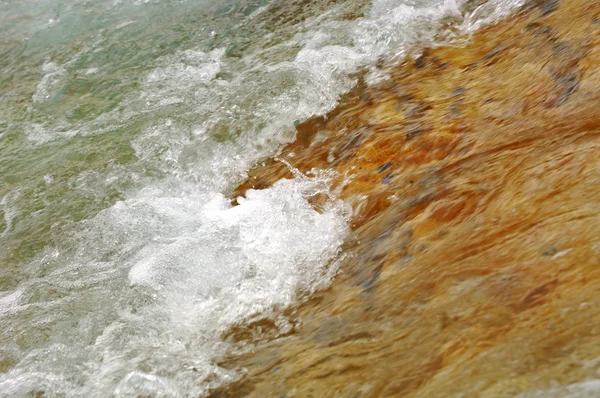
[[1, 0, 266, 271]]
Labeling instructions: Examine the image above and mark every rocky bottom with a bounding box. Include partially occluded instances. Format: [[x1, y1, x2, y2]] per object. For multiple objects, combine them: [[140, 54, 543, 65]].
[[212, 1, 600, 396]]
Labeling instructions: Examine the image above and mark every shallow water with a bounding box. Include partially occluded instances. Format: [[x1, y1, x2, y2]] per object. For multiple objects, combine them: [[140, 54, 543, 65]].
[[0, 0, 523, 395]]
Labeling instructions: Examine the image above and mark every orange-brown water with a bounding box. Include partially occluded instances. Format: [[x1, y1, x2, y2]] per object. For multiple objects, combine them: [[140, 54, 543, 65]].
[[215, 1, 600, 396]]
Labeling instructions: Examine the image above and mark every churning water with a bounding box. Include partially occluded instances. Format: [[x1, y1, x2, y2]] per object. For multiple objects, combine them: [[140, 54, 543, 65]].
[[0, 0, 523, 395]]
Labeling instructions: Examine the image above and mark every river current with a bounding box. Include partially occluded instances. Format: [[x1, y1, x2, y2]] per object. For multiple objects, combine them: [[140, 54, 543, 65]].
[[0, 0, 522, 395]]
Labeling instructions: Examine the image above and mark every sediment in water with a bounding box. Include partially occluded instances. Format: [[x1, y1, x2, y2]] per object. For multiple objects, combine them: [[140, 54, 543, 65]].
[[216, 0, 600, 396]]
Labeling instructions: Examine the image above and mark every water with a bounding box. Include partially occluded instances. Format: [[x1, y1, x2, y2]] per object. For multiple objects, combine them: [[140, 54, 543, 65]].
[[518, 380, 600, 398], [0, 0, 523, 395]]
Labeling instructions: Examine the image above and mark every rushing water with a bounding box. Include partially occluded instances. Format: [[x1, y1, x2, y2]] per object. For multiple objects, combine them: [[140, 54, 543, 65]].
[[0, 0, 523, 396]]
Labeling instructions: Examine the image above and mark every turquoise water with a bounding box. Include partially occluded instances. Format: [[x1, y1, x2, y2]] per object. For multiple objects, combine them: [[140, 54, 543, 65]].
[[0, 0, 523, 395]]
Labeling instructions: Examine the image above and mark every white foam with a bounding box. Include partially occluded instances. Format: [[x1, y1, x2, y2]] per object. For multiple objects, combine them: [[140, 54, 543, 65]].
[[32, 62, 66, 104], [0, 289, 24, 316], [459, 0, 526, 34], [0, 191, 19, 238], [24, 122, 80, 145], [127, 0, 525, 190], [0, 168, 349, 397], [145, 49, 224, 86]]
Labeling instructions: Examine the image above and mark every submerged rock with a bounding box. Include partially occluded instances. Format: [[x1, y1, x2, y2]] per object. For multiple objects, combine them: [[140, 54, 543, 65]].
[[221, 0, 600, 396]]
